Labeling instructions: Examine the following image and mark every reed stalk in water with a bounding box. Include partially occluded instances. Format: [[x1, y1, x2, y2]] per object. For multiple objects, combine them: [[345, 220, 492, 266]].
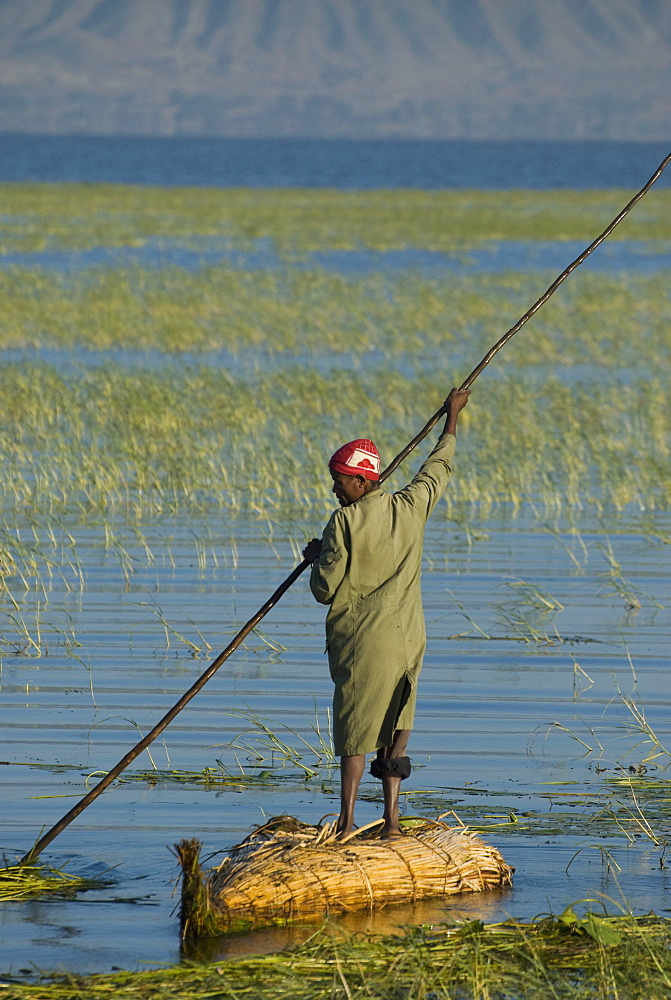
[[3, 909, 671, 999]]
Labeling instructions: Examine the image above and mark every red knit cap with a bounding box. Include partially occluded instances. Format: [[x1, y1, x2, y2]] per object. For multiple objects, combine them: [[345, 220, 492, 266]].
[[329, 439, 381, 481]]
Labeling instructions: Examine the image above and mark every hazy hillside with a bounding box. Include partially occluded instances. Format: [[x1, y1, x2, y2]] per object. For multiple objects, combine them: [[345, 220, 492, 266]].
[[0, 0, 669, 138]]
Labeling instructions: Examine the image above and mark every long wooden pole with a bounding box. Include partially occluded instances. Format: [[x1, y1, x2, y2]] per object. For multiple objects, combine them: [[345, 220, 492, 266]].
[[20, 151, 670, 865], [20, 561, 310, 865]]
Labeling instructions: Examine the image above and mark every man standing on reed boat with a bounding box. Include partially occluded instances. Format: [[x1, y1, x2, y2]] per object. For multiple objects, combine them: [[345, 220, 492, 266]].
[[303, 387, 470, 839]]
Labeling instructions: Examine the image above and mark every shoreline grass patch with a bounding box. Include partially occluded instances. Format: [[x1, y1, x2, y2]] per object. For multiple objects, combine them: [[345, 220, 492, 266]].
[[1, 911, 670, 998]]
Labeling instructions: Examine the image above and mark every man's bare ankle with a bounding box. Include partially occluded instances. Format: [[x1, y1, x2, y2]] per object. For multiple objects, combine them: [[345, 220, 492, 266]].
[[380, 822, 403, 839]]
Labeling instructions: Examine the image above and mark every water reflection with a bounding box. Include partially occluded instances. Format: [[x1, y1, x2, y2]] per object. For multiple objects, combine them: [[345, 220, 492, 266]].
[[184, 888, 516, 964]]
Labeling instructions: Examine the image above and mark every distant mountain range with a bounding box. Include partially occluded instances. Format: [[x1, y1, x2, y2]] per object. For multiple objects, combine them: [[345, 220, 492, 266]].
[[0, 0, 669, 139]]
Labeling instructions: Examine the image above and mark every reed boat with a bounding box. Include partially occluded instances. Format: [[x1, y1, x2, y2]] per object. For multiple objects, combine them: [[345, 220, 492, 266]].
[[176, 815, 514, 938]]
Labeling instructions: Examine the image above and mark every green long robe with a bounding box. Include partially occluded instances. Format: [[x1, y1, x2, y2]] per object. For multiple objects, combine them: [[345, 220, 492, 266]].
[[310, 431, 456, 756]]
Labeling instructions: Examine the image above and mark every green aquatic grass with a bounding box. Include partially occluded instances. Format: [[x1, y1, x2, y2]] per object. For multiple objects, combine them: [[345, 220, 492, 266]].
[[1, 361, 669, 524], [405, 774, 671, 849], [1, 183, 670, 253], [2, 912, 670, 998], [0, 185, 668, 569], [0, 266, 669, 369], [402, 681, 671, 852], [1, 183, 669, 985], [114, 766, 291, 790], [3, 760, 299, 793], [0, 860, 110, 903], [215, 706, 336, 776]]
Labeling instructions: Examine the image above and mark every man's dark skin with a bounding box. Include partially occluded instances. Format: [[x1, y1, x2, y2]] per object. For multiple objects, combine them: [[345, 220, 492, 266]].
[[304, 387, 470, 837]]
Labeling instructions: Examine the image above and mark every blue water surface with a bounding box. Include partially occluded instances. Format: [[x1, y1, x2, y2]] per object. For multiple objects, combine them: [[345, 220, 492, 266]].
[[1, 237, 670, 276], [0, 135, 669, 189], [1, 130, 670, 983]]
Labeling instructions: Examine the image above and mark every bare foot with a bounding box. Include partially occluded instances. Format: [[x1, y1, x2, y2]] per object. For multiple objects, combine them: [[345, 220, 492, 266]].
[[380, 824, 404, 840]]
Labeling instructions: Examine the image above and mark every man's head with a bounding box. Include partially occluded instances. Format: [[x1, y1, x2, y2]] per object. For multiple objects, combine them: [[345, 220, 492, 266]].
[[329, 439, 380, 506]]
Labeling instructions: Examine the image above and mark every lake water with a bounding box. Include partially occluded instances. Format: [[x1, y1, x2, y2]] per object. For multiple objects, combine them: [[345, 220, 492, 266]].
[[0, 138, 670, 982], [2, 238, 671, 276], [1, 508, 670, 975], [1, 135, 670, 189]]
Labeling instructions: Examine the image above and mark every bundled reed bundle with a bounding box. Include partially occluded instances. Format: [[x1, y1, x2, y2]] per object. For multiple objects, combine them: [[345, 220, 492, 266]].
[[177, 815, 513, 938]]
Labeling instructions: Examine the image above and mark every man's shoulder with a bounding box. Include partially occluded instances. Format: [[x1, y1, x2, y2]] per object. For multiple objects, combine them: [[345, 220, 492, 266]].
[[347, 489, 387, 514], [331, 489, 387, 525]]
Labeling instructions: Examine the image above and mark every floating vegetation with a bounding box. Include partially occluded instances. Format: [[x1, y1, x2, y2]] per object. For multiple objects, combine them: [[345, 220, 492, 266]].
[[2, 910, 670, 998], [404, 774, 671, 859], [2, 760, 298, 796], [114, 765, 295, 790], [0, 859, 110, 903]]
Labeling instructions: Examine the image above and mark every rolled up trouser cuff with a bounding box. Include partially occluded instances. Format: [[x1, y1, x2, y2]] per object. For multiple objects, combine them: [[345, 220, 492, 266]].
[[369, 756, 411, 780]]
